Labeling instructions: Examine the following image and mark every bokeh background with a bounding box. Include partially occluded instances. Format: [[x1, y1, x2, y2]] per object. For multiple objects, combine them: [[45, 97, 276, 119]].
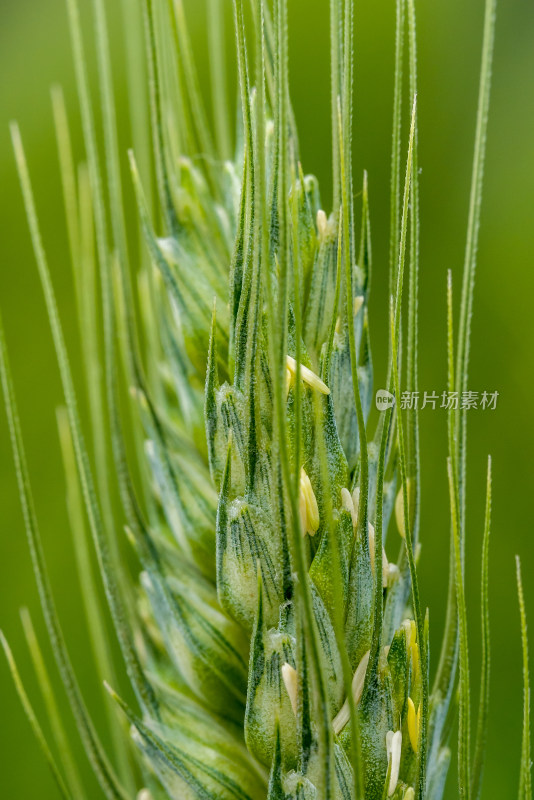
[[1, 0, 533, 797]]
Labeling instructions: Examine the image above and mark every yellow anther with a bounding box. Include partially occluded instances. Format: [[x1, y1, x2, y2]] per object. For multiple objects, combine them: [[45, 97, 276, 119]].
[[411, 639, 420, 687], [286, 355, 330, 395], [402, 619, 420, 687], [281, 662, 298, 715], [407, 697, 421, 753], [333, 650, 370, 735], [408, 620, 420, 685], [299, 469, 320, 536], [354, 295, 364, 317], [404, 789, 415, 800]]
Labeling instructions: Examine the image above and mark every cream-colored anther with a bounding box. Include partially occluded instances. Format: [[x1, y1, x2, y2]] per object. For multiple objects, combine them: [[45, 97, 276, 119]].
[[386, 730, 402, 797], [299, 469, 320, 536], [317, 209, 328, 238], [281, 663, 298, 715], [332, 650, 370, 735], [286, 355, 330, 395]]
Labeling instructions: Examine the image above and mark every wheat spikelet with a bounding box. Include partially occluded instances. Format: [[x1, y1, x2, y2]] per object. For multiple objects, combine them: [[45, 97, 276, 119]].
[[2, 1, 529, 799]]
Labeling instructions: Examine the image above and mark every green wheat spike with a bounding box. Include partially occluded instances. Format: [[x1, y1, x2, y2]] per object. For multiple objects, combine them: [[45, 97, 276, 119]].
[[3, 0, 532, 799]]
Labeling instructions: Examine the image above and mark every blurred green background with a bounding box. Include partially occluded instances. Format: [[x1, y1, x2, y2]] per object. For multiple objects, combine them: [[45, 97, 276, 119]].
[[1, 0, 533, 797]]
